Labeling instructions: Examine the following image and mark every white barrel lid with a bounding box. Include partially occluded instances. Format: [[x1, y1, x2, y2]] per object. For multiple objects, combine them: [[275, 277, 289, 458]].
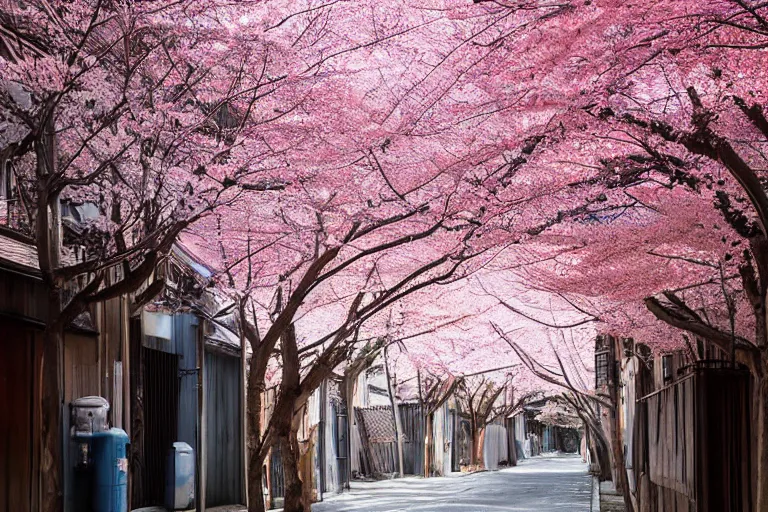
[[171, 442, 193, 453], [72, 396, 110, 409]]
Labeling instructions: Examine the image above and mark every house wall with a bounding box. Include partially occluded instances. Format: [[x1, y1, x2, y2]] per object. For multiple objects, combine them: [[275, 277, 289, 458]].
[[62, 332, 100, 512], [63, 333, 100, 402], [0, 319, 40, 512], [95, 296, 131, 431], [0, 267, 46, 322]]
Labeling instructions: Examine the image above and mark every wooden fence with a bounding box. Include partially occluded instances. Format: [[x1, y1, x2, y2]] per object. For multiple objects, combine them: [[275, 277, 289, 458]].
[[639, 361, 752, 512], [354, 404, 426, 476]]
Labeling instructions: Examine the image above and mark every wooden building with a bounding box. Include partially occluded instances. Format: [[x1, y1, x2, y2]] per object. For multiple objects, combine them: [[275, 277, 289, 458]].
[[0, 229, 111, 512], [597, 337, 753, 512], [128, 245, 248, 511], [0, 221, 250, 512]]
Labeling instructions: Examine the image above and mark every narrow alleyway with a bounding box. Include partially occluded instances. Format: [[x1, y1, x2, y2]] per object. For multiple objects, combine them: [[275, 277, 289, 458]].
[[313, 454, 592, 512]]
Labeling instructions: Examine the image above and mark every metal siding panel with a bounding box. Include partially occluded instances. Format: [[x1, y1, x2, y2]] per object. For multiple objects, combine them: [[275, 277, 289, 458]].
[[176, 314, 199, 456], [204, 350, 243, 506]]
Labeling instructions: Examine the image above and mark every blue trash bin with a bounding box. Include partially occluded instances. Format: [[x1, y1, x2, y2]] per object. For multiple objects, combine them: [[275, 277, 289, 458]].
[[91, 428, 129, 512]]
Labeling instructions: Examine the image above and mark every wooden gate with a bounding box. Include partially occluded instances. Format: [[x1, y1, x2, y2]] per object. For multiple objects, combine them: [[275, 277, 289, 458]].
[[354, 406, 398, 475], [399, 404, 424, 475]]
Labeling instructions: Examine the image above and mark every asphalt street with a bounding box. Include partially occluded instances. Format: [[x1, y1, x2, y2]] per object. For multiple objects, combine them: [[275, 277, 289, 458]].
[[312, 454, 592, 512]]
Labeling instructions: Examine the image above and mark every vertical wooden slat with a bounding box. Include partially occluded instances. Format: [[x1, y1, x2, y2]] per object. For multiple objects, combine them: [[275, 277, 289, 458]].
[[122, 296, 131, 438]]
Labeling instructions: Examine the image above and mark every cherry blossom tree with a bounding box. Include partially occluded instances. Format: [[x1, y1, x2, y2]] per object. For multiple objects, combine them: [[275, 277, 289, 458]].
[[208, 177, 487, 511], [8, 1, 768, 511], [454, 375, 531, 469], [0, 2, 323, 510]]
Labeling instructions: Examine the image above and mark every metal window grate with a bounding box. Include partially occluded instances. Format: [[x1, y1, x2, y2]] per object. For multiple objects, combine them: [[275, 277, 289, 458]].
[[595, 351, 609, 387]]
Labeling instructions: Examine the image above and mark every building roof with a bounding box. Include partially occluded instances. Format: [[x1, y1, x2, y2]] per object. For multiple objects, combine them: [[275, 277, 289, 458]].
[[0, 229, 40, 274]]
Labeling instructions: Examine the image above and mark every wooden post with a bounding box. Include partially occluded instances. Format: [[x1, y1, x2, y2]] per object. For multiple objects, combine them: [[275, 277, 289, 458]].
[[129, 316, 145, 509], [96, 301, 103, 399], [384, 346, 404, 477], [122, 295, 131, 437]]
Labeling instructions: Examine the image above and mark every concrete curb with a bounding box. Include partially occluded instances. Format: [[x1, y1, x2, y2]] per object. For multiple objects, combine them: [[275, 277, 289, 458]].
[[591, 475, 601, 512]]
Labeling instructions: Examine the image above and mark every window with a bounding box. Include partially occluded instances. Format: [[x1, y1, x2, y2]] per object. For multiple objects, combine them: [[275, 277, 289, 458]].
[[662, 354, 673, 382], [0, 160, 14, 200], [595, 351, 609, 387]]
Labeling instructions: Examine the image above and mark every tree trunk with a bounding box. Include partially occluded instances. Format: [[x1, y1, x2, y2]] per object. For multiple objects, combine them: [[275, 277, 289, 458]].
[[38, 111, 63, 512], [277, 323, 305, 512], [609, 406, 634, 512], [384, 346, 404, 477], [280, 432, 305, 512], [589, 425, 613, 482], [247, 364, 266, 512], [299, 428, 315, 511], [424, 413, 433, 477], [40, 322, 63, 512], [248, 461, 265, 512], [472, 427, 485, 469]]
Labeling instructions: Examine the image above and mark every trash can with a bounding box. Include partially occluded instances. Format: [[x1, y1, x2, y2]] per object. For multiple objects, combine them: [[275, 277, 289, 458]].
[[71, 396, 110, 435], [70, 396, 111, 511], [91, 428, 129, 512], [165, 442, 195, 510]]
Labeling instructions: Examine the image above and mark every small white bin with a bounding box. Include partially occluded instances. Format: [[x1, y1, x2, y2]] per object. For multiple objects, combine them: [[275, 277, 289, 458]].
[[165, 442, 195, 510]]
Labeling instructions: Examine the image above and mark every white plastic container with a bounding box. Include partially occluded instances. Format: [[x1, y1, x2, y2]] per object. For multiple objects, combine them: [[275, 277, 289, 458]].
[[165, 442, 195, 510]]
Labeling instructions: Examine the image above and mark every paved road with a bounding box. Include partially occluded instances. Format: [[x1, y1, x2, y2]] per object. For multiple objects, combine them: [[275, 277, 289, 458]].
[[313, 454, 592, 512]]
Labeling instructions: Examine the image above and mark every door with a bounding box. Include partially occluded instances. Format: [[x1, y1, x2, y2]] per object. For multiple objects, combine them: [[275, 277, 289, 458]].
[[204, 351, 243, 506], [141, 347, 180, 507], [0, 322, 35, 512]]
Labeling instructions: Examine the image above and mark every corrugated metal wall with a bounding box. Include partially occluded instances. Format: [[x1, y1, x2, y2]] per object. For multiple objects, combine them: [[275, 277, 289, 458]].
[[133, 312, 199, 508], [175, 315, 199, 454], [204, 350, 243, 506], [482, 424, 508, 470]]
